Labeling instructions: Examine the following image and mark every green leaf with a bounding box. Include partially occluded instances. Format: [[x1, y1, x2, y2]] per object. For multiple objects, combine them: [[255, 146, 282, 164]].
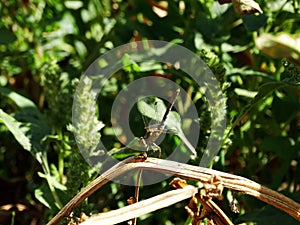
[[137, 97, 161, 122], [0, 109, 31, 151], [38, 172, 67, 191], [0, 87, 48, 125], [122, 53, 141, 72], [35, 188, 53, 209], [0, 27, 17, 44], [227, 68, 279, 82], [231, 81, 287, 130], [0, 87, 51, 163], [137, 97, 180, 130], [34, 183, 68, 210], [242, 14, 268, 31]]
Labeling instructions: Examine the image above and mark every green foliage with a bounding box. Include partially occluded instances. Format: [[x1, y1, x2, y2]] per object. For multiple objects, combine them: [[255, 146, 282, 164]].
[[0, 0, 299, 224]]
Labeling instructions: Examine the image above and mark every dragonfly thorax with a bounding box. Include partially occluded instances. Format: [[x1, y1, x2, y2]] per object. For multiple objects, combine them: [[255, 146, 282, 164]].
[[144, 126, 164, 143]]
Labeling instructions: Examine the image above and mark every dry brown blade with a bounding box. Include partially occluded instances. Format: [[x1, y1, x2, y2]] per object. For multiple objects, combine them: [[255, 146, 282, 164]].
[[197, 195, 233, 225], [255, 33, 300, 66], [81, 185, 198, 225], [182, 177, 233, 225], [142, 158, 300, 221], [47, 157, 300, 225], [232, 0, 263, 15]]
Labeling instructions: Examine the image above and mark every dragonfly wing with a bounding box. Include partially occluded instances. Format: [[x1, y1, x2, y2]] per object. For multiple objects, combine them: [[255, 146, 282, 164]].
[[165, 127, 178, 134], [107, 137, 146, 156], [165, 111, 197, 157], [164, 111, 181, 132], [177, 130, 197, 157]]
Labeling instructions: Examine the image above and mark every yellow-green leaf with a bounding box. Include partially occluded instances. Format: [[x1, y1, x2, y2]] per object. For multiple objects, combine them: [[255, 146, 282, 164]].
[[256, 33, 300, 66]]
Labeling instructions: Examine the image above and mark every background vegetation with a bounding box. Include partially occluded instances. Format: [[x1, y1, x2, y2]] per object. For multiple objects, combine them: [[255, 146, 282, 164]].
[[0, 0, 299, 224]]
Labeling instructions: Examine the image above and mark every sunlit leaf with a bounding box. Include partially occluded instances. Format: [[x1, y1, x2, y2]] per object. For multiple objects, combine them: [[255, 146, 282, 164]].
[[0, 109, 31, 151], [0, 87, 51, 164], [38, 172, 67, 191], [256, 33, 300, 66], [35, 188, 53, 209], [232, 0, 263, 15], [151, 0, 168, 18]]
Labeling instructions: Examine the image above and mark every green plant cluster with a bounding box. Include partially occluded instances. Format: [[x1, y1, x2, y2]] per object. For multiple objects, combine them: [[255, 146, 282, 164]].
[[0, 0, 299, 224]]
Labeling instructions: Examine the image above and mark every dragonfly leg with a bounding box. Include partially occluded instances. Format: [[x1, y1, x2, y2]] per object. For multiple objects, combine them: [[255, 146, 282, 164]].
[[139, 135, 161, 157], [138, 137, 152, 154], [138, 137, 147, 147], [151, 143, 161, 158]]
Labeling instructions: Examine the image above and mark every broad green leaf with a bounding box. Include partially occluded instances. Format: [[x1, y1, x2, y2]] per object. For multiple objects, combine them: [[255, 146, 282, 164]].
[[34, 183, 68, 210], [137, 97, 179, 130], [35, 188, 53, 209], [137, 97, 162, 123], [0, 27, 17, 44], [0, 87, 51, 163], [0, 87, 48, 125], [0, 109, 31, 151], [242, 14, 268, 31]]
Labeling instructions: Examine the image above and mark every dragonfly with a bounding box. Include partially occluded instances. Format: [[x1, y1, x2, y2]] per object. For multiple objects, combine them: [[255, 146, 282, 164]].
[[138, 88, 181, 158], [108, 89, 197, 158]]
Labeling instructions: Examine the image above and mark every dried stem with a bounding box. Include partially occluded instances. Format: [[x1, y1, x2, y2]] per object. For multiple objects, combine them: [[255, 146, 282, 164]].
[[130, 168, 143, 225], [47, 157, 300, 225], [82, 185, 198, 225]]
